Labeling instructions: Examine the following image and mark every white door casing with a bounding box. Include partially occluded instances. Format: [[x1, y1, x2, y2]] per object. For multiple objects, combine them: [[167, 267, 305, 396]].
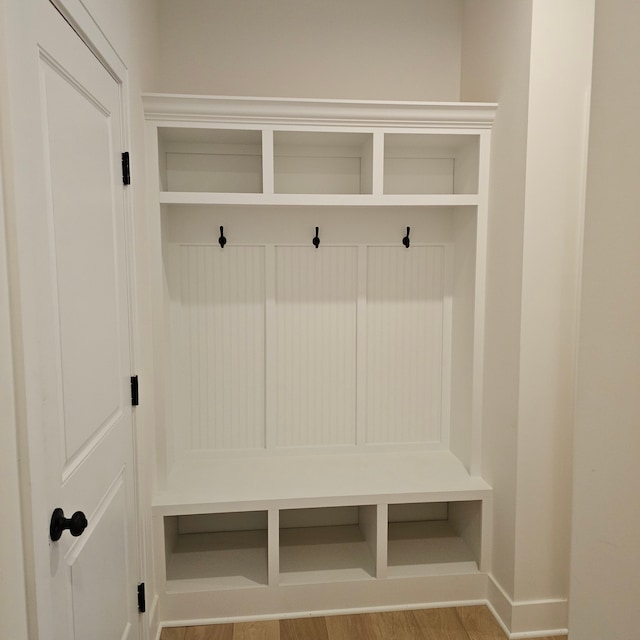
[[3, 1, 139, 638]]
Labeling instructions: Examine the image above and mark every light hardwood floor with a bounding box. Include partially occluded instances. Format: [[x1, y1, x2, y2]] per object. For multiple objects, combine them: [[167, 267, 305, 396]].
[[159, 606, 567, 640]]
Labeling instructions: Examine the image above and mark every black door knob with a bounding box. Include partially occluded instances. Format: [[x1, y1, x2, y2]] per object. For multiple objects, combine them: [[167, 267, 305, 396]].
[[49, 508, 88, 541]]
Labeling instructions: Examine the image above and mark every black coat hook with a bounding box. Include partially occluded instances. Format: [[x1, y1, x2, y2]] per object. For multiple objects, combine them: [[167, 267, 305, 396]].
[[313, 226, 320, 249], [402, 227, 411, 248], [218, 226, 227, 249]]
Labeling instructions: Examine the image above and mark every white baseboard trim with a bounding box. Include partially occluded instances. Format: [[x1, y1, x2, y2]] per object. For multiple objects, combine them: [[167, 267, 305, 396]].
[[487, 575, 569, 638], [487, 574, 513, 631], [158, 599, 489, 629], [509, 632, 569, 640], [154, 578, 567, 638]]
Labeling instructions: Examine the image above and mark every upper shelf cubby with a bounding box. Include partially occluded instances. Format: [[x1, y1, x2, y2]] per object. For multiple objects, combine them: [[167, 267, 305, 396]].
[[146, 94, 496, 205], [384, 134, 480, 195], [274, 131, 373, 195], [158, 127, 263, 193]]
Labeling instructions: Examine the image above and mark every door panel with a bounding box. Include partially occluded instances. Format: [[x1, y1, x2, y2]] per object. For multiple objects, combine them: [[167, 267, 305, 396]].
[[40, 46, 123, 462], [70, 473, 131, 640], [24, 2, 138, 638]]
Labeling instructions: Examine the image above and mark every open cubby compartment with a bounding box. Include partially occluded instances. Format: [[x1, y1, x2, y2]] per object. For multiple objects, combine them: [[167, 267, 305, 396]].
[[157, 127, 263, 193], [279, 505, 378, 585], [274, 131, 374, 194], [384, 133, 480, 195], [386, 500, 483, 577], [163, 510, 269, 591]]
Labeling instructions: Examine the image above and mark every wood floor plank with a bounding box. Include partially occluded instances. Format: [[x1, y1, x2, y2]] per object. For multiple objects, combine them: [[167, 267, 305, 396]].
[[162, 610, 567, 640], [456, 606, 507, 639], [325, 613, 385, 640], [362, 611, 425, 640], [186, 623, 234, 640], [233, 620, 280, 640], [410, 608, 470, 639], [280, 616, 329, 640], [161, 629, 187, 640]]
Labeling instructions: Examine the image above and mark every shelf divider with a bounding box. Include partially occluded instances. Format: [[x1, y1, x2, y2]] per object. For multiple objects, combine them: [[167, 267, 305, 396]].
[[262, 129, 274, 195], [372, 132, 385, 196], [377, 503, 389, 579], [268, 508, 279, 586]]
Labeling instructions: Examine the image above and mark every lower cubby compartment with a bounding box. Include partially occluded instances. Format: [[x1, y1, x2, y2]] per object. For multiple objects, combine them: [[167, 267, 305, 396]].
[[155, 452, 492, 618], [164, 511, 269, 592], [386, 500, 482, 577], [279, 505, 377, 585]]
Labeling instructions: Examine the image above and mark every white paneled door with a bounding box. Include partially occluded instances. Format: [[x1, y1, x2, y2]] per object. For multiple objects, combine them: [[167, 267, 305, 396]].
[[7, 2, 138, 638]]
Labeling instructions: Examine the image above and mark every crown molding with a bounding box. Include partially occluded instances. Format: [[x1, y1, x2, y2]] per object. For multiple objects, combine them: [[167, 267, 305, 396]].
[[142, 93, 497, 129]]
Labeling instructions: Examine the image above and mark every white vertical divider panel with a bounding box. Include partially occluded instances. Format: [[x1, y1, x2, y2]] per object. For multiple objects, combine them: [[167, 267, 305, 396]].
[[358, 505, 378, 576], [358, 504, 379, 577], [168, 243, 190, 458], [449, 211, 477, 472], [268, 508, 279, 586], [377, 504, 389, 579], [470, 131, 491, 475], [372, 132, 385, 195], [169, 244, 266, 452], [360, 135, 374, 194], [275, 246, 358, 447], [262, 129, 274, 195], [159, 208, 173, 483], [441, 244, 455, 451], [366, 246, 446, 445], [264, 245, 277, 449], [356, 245, 368, 446]]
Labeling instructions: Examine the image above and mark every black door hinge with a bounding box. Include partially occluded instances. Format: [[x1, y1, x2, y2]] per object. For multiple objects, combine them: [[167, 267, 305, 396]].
[[137, 582, 146, 613], [130, 375, 139, 407], [122, 152, 131, 185]]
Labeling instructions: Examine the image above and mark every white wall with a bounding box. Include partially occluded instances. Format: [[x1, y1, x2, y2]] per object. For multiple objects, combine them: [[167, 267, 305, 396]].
[[81, 0, 159, 89], [569, 1, 640, 637], [460, 0, 533, 607], [0, 2, 38, 636], [155, 0, 462, 101], [462, 0, 595, 633], [514, 0, 594, 605], [0, 210, 29, 640], [0, 45, 30, 637]]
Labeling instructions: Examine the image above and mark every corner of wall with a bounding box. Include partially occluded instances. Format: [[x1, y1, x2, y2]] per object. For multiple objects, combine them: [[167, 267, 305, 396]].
[[488, 575, 569, 639], [0, 3, 37, 637]]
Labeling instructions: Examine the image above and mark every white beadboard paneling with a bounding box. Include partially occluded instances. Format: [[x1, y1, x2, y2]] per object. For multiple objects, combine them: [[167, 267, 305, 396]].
[[169, 244, 266, 450], [366, 246, 445, 444], [275, 246, 358, 447]]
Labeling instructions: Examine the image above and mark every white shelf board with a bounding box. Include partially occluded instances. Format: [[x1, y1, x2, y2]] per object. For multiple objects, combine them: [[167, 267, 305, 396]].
[[279, 524, 375, 585], [153, 450, 491, 515], [387, 520, 478, 578], [159, 191, 479, 207], [165, 529, 268, 592]]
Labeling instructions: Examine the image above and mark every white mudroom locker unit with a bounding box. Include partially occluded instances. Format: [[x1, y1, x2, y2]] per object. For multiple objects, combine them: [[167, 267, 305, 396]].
[[144, 94, 496, 621], [7, 3, 625, 640]]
